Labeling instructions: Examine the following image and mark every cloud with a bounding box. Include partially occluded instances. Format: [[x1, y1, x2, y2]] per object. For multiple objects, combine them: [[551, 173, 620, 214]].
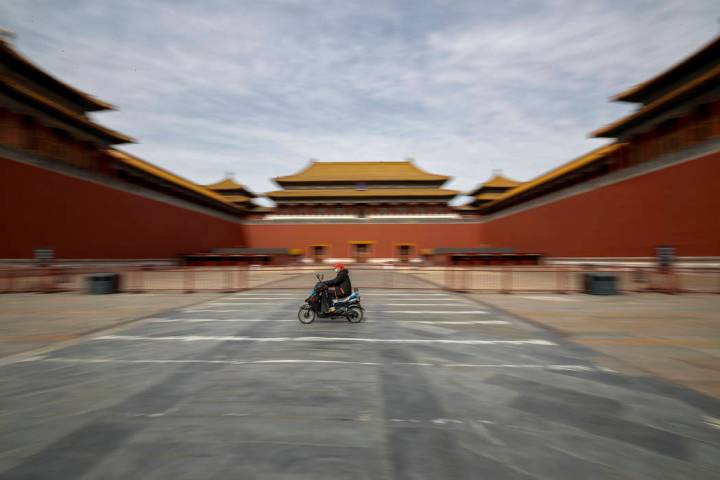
[[1, 0, 718, 201]]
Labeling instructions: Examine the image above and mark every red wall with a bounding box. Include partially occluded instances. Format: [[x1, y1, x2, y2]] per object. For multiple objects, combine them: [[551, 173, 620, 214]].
[[0, 158, 245, 259], [483, 151, 720, 257], [5, 150, 717, 261], [244, 222, 484, 258]]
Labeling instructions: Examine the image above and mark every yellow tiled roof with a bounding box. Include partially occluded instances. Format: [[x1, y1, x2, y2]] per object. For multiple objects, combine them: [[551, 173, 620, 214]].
[[0, 39, 114, 111], [107, 150, 243, 209], [205, 178, 248, 191], [475, 192, 504, 201], [613, 34, 720, 103], [481, 174, 522, 189], [274, 160, 449, 183], [265, 188, 459, 198], [594, 63, 720, 137], [0, 73, 133, 144], [467, 174, 522, 196], [222, 195, 252, 203], [482, 143, 623, 209]]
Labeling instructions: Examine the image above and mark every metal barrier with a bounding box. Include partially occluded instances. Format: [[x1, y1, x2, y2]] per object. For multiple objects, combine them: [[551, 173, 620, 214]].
[[0, 264, 718, 294], [406, 266, 720, 294]]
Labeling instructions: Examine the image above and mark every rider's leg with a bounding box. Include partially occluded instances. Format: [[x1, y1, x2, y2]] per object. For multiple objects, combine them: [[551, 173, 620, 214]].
[[327, 287, 336, 312], [320, 289, 329, 313]]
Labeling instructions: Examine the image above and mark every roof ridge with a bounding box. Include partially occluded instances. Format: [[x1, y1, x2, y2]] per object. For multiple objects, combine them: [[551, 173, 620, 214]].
[[0, 39, 115, 111], [613, 34, 720, 102], [312, 160, 412, 164], [274, 159, 451, 183], [0, 73, 133, 143]]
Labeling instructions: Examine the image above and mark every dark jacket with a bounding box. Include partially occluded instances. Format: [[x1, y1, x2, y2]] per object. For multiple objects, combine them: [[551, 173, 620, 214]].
[[324, 269, 352, 296]]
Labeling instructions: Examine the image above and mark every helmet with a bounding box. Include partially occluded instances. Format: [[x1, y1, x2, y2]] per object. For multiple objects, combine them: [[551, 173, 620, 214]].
[[333, 263, 345, 270]]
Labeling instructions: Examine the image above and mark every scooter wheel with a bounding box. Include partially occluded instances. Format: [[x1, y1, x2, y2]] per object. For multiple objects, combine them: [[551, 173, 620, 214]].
[[298, 307, 316, 324], [347, 306, 363, 323]]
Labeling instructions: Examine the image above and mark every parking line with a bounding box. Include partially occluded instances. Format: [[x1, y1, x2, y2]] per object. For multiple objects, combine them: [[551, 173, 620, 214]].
[[182, 309, 251, 313], [94, 335, 555, 346], [37, 357, 606, 370], [208, 302, 279, 306], [382, 310, 487, 314], [222, 298, 301, 300], [411, 320, 508, 325], [149, 318, 297, 323], [385, 303, 473, 306], [517, 296, 577, 302], [148, 318, 508, 325], [229, 293, 300, 295], [363, 293, 450, 297]]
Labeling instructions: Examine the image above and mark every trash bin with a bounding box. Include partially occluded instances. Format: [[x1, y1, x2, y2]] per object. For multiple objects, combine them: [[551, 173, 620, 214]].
[[583, 272, 617, 295], [86, 273, 119, 294]]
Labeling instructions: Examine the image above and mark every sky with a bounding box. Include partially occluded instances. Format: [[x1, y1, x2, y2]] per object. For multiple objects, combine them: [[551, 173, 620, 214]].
[[2, 0, 718, 205]]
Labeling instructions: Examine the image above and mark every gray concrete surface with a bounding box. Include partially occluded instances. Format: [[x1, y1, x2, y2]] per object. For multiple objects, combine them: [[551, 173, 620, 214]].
[[0, 293, 223, 358], [471, 293, 720, 399], [1, 288, 719, 479]]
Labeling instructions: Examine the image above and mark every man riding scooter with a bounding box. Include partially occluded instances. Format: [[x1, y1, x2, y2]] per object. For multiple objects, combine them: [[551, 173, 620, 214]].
[[320, 263, 352, 313]]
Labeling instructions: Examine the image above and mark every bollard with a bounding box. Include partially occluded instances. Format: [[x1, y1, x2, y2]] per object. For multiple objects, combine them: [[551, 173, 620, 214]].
[[223, 268, 233, 293], [184, 268, 195, 293]]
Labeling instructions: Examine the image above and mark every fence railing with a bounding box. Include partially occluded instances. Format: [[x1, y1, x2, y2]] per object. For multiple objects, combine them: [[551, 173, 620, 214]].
[[413, 266, 718, 294], [0, 265, 718, 294]]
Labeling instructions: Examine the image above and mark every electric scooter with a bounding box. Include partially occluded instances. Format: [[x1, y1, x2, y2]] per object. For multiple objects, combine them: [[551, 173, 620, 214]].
[[297, 273, 364, 324]]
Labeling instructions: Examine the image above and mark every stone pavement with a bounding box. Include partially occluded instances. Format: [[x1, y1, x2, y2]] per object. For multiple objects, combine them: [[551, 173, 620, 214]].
[[0, 293, 222, 358], [1, 288, 719, 479], [470, 293, 720, 398]]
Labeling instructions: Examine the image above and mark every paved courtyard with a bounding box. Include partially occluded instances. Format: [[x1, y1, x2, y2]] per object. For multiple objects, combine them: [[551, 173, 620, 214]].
[[1, 288, 719, 479]]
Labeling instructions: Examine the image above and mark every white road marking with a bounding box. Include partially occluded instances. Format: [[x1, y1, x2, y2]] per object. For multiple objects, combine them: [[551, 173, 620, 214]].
[[431, 418, 464, 425], [412, 320, 508, 325], [182, 309, 251, 313], [93, 335, 556, 346], [390, 418, 495, 425], [229, 292, 300, 295], [363, 293, 451, 297], [148, 318, 506, 325], [704, 416, 720, 430], [518, 296, 577, 302], [383, 310, 487, 314], [37, 357, 605, 371], [149, 318, 297, 323], [221, 298, 300, 300], [385, 303, 474, 306], [126, 407, 178, 418], [208, 302, 278, 306]]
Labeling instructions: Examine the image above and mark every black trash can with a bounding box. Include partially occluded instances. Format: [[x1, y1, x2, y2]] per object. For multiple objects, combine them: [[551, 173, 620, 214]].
[[583, 272, 617, 295], [86, 273, 119, 294]]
